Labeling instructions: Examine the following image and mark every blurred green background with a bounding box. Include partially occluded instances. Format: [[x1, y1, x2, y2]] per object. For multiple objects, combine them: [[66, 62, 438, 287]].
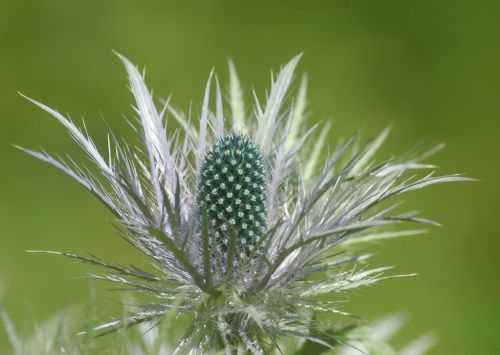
[[0, 0, 498, 353]]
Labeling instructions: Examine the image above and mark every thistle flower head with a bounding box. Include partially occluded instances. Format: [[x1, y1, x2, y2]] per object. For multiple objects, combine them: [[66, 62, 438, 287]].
[[197, 133, 267, 257], [20, 53, 470, 353]]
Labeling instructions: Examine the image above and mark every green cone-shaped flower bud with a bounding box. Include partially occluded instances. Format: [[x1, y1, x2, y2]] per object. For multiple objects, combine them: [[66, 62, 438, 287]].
[[197, 133, 267, 256]]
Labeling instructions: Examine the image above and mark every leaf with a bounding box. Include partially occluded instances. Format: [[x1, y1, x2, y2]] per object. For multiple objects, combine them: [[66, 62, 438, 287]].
[[228, 59, 247, 134]]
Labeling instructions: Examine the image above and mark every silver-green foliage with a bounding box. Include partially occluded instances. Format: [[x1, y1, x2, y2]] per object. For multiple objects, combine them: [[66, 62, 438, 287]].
[[15, 53, 471, 354], [1, 307, 435, 355]]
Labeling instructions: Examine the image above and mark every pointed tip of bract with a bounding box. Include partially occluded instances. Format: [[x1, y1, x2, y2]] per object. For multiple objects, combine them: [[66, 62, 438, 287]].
[[291, 52, 304, 61], [382, 124, 393, 135], [208, 67, 215, 79], [287, 53, 303, 71], [113, 51, 139, 79], [112, 49, 126, 61], [228, 58, 238, 81], [17, 91, 35, 103], [112, 50, 133, 70], [10, 144, 35, 157], [285, 53, 302, 71], [17, 93, 54, 116]]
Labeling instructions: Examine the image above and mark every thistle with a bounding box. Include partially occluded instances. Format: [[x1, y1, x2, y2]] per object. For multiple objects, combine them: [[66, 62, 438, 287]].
[[197, 133, 267, 257], [19, 53, 470, 354]]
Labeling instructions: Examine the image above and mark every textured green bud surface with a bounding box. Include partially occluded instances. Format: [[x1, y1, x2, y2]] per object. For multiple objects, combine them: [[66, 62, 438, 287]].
[[198, 133, 267, 256]]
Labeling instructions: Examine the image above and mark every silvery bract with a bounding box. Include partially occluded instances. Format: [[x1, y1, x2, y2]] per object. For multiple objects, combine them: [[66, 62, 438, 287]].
[[19, 53, 469, 354]]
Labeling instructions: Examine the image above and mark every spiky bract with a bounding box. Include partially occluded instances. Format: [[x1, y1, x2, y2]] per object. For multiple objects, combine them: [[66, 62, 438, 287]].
[[19, 53, 470, 354], [197, 133, 267, 256]]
